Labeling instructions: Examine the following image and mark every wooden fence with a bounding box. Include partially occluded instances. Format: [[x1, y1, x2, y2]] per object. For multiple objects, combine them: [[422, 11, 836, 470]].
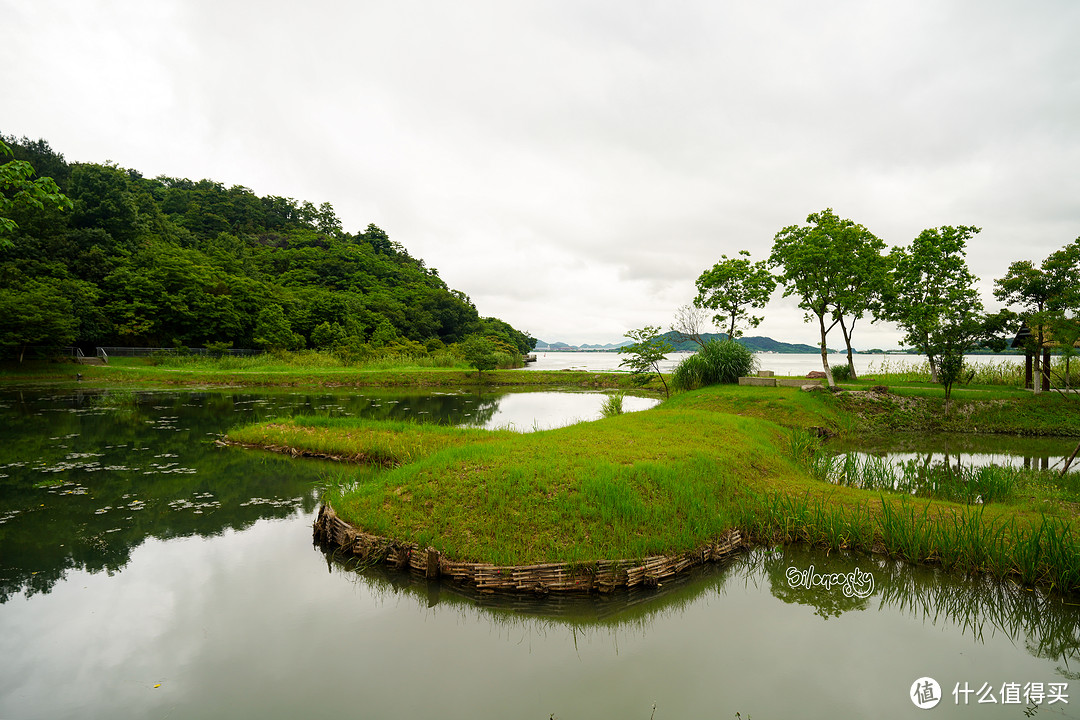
[[313, 504, 745, 595]]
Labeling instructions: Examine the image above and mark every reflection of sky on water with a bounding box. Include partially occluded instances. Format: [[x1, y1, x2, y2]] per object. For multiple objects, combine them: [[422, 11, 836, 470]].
[[828, 432, 1080, 475], [474, 391, 659, 431], [4, 523, 1076, 720]]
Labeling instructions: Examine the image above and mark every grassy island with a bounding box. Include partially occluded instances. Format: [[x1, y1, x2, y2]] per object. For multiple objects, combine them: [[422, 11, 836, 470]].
[[227, 380, 1080, 594]]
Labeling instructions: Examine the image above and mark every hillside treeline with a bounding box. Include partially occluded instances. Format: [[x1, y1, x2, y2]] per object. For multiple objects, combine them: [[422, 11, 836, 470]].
[[0, 134, 534, 359]]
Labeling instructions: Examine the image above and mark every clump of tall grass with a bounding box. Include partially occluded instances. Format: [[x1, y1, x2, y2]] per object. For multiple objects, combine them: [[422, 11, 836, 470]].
[[599, 391, 625, 418], [786, 428, 822, 466], [671, 339, 757, 391], [831, 364, 853, 382]]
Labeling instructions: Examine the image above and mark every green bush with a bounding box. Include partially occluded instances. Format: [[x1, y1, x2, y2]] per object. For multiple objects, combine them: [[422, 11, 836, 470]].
[[671, 339, 756, 391], [831, 364, 852, 382]]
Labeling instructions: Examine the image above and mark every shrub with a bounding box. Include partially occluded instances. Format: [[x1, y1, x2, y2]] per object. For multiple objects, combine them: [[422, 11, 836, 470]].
[[600, 391, 625, 418], [671, 338, 756, 391], [831, 364, 852, 382], [205, 340, 233, 359]]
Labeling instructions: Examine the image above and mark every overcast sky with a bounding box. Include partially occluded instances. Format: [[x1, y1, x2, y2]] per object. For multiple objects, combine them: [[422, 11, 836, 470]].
[[4, 1, 1078, 348]]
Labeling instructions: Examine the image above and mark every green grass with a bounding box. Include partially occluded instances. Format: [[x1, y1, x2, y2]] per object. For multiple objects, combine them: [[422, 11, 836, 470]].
[[228, 415, 513, 465], [1, 357, 650, 390], [734, 489, 1080, 593], [314, 408, 800, 566], [828, 386, 1080, 436], [227, 382, 1080, 593]]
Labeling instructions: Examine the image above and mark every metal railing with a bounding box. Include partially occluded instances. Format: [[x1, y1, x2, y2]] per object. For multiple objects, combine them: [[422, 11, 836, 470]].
[[94, 347, 262, 358]]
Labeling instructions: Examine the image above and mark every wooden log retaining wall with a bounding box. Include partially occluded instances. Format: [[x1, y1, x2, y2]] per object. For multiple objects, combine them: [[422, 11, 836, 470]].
[[313, 504, 745, 595]]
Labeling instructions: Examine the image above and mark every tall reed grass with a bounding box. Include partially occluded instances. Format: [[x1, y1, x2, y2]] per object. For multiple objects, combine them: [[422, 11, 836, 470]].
[[862, 356, 1027, 385], [809, 452, 1027, 505], [734, 489, 1080, 593], [599, 391, 625, 418]]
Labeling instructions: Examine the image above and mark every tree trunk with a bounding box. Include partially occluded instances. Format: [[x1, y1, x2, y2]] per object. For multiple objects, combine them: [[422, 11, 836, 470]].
[[1033, 332, 1043, 395], [838, 315, 857, 379], [1062, 439, 1080, 478], [818, 313, 835, 388], [652, 361, 670, 398], [928, 355, 938, 384]]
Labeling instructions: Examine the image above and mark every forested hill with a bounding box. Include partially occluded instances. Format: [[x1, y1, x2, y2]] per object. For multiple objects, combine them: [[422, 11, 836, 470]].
[[0, 134, 534, 357]]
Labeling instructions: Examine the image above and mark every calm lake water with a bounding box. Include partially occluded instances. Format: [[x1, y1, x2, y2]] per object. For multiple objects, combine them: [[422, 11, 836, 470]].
[[828, 432, 1080, 475], [522, 349, 1019, 377], [526, 351, 1023, 377], [1, 386, 1076, 719]]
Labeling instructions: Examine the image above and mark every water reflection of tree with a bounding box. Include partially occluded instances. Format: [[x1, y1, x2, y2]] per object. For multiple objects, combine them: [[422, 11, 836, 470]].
[[762, 547, 872, 619], [0, 389, 331, 603], [875, 561, 1080, 671], [460, 389, 502, 428]]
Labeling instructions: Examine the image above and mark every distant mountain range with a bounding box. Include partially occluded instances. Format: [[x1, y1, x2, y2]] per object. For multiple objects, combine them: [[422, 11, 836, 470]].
[[535, 332, 825, 354]]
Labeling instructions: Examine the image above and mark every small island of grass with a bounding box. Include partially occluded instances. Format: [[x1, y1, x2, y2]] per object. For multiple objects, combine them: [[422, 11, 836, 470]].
[[226, 380, 1080, 595]]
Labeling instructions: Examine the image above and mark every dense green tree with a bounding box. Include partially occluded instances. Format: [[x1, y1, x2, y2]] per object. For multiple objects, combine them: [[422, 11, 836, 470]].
[[0, 135, 530, 359], [694, 250, 776, 339], [0, 139, 72, 246], [0, 279, 79, 361], [994, 238, 1080, 393], [370, 318, 400, 348], [881, 226, 1009, 408], [769, 209, 886, 385], [880, 226, 981, 383], [310, 321, 348, 350], [473, 317, 535, 354], [69, 163, 142, 245], [253, 305, 302, 351]]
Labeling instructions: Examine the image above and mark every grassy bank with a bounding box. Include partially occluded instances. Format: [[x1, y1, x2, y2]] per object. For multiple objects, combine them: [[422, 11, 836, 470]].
[[228, 384, 1080, 592], [830, 386, 1080, 436], [0, 357, 643, 390]]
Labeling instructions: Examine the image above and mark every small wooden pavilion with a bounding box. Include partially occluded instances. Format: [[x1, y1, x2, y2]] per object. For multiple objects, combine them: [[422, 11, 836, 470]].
[[1010, 323, 1080, 391]]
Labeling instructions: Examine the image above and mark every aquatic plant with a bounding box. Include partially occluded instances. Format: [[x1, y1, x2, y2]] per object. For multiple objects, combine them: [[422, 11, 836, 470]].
[[599, 391, 625, 418], [735, 489, 1080, 594]]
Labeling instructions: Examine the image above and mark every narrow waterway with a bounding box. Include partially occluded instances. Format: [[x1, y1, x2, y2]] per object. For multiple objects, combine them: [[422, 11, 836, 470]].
[[0, 386, 1076, 719]]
